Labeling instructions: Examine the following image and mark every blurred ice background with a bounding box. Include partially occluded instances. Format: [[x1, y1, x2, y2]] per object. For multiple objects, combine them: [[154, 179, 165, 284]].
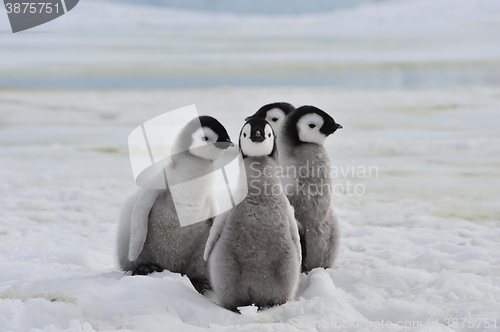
[[1, 0, 500, 88], [1, 1, 499, 331]]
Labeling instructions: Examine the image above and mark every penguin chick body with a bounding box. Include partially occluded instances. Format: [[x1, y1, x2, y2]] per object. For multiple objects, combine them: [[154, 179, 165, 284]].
[[204, 118, 301, 312], [245, 102, 312, 263], [278, 106, 342, 273], [117, 116, 233, 293]]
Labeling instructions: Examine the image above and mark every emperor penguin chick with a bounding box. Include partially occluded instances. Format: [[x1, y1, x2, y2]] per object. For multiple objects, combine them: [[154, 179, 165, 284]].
[[279, 106, 342, 273], [117, 116, 233, 293], [245, 102, 295, 135], [204, 118, 301, 313], [245, 102, 308, 268]]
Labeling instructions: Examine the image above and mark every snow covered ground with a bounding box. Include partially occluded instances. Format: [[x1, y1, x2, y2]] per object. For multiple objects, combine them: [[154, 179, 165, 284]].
[[0, 86, 499, 331]]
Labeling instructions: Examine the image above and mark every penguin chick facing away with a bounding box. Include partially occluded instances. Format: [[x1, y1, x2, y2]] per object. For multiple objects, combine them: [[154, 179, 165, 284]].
[[245, 102, 295, 135], [117, 116, 233, 294], [278, 106, 342, 273], [204, 117, 301, 313]]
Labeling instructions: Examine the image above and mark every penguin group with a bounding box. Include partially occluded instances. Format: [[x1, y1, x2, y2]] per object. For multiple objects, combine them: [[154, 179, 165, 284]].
[[117, 102, 342, 312]]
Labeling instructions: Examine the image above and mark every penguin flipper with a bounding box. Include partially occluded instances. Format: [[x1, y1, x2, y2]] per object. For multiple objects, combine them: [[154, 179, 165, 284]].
[[286, 202, 302, 263], [299, 233, 308, 273], [128, 189, 162, 262], [296, 219, 308, 273], [189, 276, 212, 294], [132, 263, 164, 275], [203, 210, 229, 261]]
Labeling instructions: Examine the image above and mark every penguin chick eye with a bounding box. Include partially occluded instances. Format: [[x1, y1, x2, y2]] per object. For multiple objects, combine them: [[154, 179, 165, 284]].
[[309, 124, 316, 129], [243, 133, 247, 138], [272, 118, 278, 122], [268, 133, 271, 137], [202, 136, 209, 141]]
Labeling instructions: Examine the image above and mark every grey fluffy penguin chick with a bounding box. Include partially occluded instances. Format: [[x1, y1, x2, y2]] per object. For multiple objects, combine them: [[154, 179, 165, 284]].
[[204, 118, 301, 313], [278, 106, 342, 273], [245, 102, 295, 135], [117, 116, 233, 294], [245, 102, 309, 270]]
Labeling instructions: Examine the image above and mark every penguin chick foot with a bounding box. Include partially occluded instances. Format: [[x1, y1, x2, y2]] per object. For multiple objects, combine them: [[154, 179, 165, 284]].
[[131, 263, 164, 276], [257, 301, 285, 312], [189, 277, 212, 294], [229, 307, 241, 314]]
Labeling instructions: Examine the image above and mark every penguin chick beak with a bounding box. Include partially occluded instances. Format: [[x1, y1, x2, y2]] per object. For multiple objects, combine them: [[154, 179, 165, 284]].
[[214, 140, 234, 149], [250, 131, 266, 143], [321, 122, 343, 136], [250, 136, 265, 142], [250, 130, 266, 143]]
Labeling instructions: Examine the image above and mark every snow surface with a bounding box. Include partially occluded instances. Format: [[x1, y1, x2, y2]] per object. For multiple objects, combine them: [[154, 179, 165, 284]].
[[0, 86, 499, 331]]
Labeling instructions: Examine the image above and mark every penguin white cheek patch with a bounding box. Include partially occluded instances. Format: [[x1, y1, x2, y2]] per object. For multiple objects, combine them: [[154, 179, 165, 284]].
[[240, 123, 274, 157], [127, 104, 249, 227], [240, 139, 274, 157], [266, 108, 285, 133], [297, 113, 327, 145], [189, 127, 224, 161]]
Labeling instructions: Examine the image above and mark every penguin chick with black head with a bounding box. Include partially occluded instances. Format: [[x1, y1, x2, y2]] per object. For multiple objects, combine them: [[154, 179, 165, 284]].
[[279, 106, 342, 273], [117, 116, 233, 294], [204, 117, 301, 313], [245, 102, 295, 135], [245, 102, 311, 247]]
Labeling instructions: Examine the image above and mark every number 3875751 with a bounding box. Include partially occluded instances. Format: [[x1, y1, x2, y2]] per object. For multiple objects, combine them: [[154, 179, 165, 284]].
[[5, 2, 60, 14]]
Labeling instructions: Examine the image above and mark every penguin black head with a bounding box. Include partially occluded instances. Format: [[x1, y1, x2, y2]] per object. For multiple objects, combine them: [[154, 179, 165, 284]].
[[244, 102, 295, 135], [239, 117, 276, 159], [178, 115, 233, 161], [283, 106, 342, 146], [199, 116, 233, 148]]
